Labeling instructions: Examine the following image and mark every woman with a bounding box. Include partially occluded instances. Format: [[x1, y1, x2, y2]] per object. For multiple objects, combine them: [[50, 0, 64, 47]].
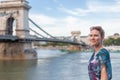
[[88, 26, 112, 80]]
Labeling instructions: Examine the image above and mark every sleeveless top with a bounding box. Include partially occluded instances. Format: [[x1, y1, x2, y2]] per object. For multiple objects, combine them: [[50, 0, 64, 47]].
[[88, 48, 112, 80]]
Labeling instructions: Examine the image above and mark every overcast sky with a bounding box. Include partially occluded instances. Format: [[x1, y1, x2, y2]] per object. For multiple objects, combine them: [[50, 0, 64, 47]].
[[0, 0, 120, 37]]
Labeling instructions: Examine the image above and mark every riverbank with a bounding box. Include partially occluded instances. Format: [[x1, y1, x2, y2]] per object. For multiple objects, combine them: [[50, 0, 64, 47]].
[[34, 45, 82, 51], [104, 46, 120, 52]]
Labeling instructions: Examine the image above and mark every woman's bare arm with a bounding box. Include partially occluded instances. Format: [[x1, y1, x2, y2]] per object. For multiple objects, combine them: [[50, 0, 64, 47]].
[[101, 65, 108, 80]]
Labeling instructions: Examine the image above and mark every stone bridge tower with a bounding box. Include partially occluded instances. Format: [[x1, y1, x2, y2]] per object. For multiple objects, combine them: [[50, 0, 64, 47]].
[[68, 31, 81, 51], [0, 0, 37, 60], [0, 0, 30, 38], [71, 31, 81, 43]]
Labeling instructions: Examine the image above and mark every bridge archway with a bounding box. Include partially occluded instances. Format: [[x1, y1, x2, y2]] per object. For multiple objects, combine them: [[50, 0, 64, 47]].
[[6, 16, 15, 35]]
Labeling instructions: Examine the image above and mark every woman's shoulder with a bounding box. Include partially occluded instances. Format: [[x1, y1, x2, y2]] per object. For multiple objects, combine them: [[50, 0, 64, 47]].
[[98, 48, 110, 57], [96, 48, 110, 62], [101, 48, 109, 53]]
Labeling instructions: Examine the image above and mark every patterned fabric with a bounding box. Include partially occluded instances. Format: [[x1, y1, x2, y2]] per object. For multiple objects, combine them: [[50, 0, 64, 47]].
[[88, 48, 112, 80]]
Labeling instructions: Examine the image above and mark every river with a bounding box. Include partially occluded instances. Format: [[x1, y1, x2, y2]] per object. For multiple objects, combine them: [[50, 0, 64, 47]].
[[0, 49, 119, 80]]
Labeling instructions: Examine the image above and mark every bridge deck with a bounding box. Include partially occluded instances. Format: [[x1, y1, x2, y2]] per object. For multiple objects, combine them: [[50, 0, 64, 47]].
[[0, 35, 86, 46], [0, 35, 18, 41]]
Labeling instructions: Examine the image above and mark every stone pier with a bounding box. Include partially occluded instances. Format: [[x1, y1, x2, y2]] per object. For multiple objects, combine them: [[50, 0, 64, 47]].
[[0, 42, 37, 60]]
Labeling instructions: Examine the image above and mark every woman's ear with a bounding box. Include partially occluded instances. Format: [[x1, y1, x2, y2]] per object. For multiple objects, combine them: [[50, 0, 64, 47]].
[[101, 35, 104, 41]]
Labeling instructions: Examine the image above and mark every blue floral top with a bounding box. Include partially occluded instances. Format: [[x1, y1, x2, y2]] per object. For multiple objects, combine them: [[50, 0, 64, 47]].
[[88, 48, 112, 80]]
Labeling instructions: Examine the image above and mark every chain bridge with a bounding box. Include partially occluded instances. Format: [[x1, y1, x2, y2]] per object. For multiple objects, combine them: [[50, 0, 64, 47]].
[[0, 0, 86, 60], [0, 18, 86, 46]]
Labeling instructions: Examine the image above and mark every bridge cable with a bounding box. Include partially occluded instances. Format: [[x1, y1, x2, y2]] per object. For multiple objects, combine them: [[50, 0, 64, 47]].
[[29, 18, 56, 39], [29, 27, 46, 38]]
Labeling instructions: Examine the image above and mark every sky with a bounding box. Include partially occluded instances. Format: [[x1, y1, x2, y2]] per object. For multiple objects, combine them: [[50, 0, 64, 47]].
[[0, 0, 120, 37]]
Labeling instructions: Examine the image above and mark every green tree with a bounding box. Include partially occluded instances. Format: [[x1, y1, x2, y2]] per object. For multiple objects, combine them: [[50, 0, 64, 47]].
[[103, 38, 114, 46], [115, 38, 120, 45], [103, 37, 120, 46]]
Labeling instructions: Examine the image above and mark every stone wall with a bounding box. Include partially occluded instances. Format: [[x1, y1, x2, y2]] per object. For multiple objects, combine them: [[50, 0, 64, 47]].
[[0, 42, 37, 60]]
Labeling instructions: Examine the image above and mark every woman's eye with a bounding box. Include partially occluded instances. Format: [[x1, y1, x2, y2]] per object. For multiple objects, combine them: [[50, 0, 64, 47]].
[[89, 34, 99, 37], [89, 34, 92, 37], [94, 34, 99, 37]]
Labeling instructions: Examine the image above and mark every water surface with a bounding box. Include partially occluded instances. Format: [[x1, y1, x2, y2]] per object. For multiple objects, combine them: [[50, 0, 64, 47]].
[[0, 49, 119, 80]]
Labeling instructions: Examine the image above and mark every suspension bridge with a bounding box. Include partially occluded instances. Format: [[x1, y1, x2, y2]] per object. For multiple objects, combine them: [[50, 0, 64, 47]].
[[0, 0, 87, 60], [0, 17, 86, 46]]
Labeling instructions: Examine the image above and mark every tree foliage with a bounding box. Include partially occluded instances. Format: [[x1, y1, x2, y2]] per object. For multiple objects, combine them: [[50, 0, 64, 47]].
[[103, 38, 120, 46]]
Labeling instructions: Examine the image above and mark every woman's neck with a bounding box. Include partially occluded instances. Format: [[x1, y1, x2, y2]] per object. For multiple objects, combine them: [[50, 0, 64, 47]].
[[94, 45, 103, 55]]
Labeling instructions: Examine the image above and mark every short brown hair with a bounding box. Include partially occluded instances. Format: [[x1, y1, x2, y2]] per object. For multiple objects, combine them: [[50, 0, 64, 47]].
[[90, 26, 105, 38]]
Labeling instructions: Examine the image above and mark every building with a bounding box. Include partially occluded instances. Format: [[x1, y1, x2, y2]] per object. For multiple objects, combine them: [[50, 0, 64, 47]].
[[108, 33, 120, 39]]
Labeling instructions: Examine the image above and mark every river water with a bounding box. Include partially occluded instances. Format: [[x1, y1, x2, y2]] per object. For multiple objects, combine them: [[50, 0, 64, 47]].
[[0, 49, 119, 80]]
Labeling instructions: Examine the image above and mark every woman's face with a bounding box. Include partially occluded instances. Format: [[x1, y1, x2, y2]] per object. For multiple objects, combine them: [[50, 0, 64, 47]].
[[89, 29, 102, 47]]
